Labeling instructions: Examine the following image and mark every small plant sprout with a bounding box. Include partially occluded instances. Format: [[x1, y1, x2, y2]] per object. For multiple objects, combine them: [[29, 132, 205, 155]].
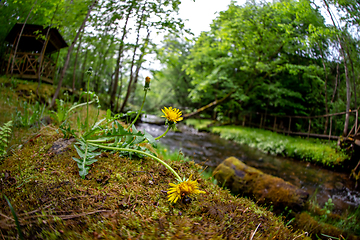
[[85, 67, 93, 131], [0, 121, 12, 159], [127, 76, 151, 130]]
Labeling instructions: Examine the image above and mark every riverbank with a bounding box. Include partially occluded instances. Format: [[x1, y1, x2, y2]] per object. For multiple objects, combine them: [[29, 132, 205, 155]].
[[185, 119, 349, 169]]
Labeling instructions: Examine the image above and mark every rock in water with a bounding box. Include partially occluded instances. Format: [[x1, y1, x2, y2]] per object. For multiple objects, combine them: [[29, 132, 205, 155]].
[[213, 157, 309, 213]]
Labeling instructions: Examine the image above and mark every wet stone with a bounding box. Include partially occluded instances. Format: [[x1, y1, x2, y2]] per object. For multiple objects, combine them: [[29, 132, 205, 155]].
[[48, 137, 75, 155], [213, 157, 309, 213]]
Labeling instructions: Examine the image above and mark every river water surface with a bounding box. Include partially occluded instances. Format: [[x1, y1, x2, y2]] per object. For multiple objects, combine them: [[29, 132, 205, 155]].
[[137, 122, 360, 214]]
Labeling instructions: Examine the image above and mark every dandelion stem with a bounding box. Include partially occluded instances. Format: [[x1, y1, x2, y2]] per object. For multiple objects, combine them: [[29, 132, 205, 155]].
[[155, 126, 170, 140], [86, 75, 90, 131], [127, 89, 148, 130], [87, 142, 182, 182]]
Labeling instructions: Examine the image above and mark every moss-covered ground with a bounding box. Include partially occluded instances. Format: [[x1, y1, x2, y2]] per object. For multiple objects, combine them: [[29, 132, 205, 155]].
[[0, 126, 310, 239], [0, 77, 310, 239]]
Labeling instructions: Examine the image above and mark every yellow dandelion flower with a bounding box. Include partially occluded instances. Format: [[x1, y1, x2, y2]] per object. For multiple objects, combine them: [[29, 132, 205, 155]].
[[161, 107, 183, 123], [167, 175, 205, 203]]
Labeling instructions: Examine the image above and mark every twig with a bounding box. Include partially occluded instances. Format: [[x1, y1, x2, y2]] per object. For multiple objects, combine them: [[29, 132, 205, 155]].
[[133, 171, 154, 182], [0, 212, 12, 220], [20, 203, 53, 216], [2, 210, 113, 228], [250, 223, 261, 240], [292, 232, 308, 240], [0, 229, 6, 240]]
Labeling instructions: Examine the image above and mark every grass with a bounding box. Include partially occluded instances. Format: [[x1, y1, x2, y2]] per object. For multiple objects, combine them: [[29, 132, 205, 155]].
[[185, 119, 348, 168]]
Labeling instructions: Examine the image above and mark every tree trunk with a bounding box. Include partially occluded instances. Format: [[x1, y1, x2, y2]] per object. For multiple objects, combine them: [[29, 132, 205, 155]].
[[10, 0, 37, 76], [50, 0, 97, 108], [94, 35, 113, 93], [183, 90, 235, 119], [72, 29, 84, 92], [341, 46, 351, 136], [114, 70, 124, 112], [119, 3, 145, 113], [110, 2, 134, 111], [331, 63, 339, 103], [319, 46, 329, 135], [80, 49, 89, 90], [323, 0, 351, 136], [342, 36, 357, 110], [129, 29, 150, 105]]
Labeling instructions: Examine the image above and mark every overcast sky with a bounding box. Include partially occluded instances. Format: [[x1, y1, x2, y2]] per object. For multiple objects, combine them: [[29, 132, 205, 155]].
[[178, 0, 244, 37]]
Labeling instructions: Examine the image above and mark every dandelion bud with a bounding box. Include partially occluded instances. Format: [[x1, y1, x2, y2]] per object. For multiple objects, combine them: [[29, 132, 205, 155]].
[[144, 76, 151, 89], [86, 67, 93, 76]]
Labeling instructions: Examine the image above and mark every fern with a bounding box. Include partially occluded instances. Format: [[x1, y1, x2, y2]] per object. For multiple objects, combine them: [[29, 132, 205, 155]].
[[0, 121, 13, 159]]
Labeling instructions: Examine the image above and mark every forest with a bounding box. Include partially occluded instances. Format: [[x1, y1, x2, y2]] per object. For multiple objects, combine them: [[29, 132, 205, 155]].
[[0, 0, 359, 136], [1, 0, 360, 239]]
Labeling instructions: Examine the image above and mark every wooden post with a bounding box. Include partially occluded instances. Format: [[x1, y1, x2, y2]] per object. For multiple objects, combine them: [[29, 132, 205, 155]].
[[329, 116, 332, 141], [260, 114, 263, 129], [52, 50, 61, 80], [356, 110, 358, 135], [273, 116, 277, 132], [288, 117, 291, 136], [242, 115, 245, 127], [307, 118, 311, 139], [264, 113, 267, 129], [38, 34, 50, 78]]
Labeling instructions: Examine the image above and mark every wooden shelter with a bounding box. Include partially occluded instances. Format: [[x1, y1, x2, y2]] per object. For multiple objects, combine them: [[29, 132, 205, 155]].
[[3, 23, 68, 84]]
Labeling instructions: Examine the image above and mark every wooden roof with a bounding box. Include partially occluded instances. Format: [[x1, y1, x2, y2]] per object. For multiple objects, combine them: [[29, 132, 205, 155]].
[[5, 23, 68, 54]]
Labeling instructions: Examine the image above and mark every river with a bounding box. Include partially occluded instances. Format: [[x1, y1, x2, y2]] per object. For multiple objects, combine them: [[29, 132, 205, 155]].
[[136, 122, 360, 214]]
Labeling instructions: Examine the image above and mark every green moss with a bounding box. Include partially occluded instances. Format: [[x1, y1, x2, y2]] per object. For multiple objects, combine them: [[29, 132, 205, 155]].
[[213, 157, 309, 213], [185, 119, 214, 131], [294, 212, 360, 240]]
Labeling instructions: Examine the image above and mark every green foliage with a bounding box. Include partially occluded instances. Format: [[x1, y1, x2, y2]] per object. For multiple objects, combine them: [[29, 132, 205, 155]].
[[72, 140, 101, 179], [310, 197, 360, 236], [50, 99, 69, 124], [12, 101, 46, 128], [146, 35, 195, 113], [50, 72, 180, 179], [3, 195, 24, 240], [185, 119, 214, 131], [322, 198, 335, 217], [181, 0, 339, 121], [157, 144, 190, 163], [0, 121, 12, 159]]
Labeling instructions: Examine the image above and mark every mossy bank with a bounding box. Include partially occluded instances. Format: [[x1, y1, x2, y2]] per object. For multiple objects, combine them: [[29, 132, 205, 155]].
[[0, 126, 309, 239]]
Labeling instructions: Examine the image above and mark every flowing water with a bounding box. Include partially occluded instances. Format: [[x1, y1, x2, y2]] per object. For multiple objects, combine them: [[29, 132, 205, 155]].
[[137, 122, 360, 214]]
